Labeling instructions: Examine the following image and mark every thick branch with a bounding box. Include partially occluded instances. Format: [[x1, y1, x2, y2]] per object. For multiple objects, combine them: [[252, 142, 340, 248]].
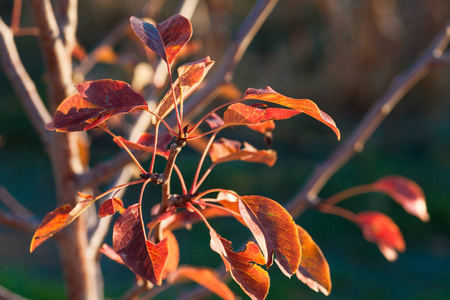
[[0, 17, 52, 144], [286, 20, 450, 218]]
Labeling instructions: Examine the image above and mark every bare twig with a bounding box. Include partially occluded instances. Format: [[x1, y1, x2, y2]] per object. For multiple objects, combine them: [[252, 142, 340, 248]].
[[0, 186, 34, 218], [0, 17, 52, 144], [285, 20, 450, 218], [0, 209, 38, 233]]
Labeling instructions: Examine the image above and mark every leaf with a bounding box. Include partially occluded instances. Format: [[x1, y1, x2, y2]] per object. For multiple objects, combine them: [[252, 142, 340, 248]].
[[296, 225, 331, 295], [357, 211, 405, 261], [372, 176, 429, 222], [161, 230, 180, 278], [223, 103, 301, 126], [113, 204, 169, 285], [210, 229, 269, 300], [242, 87, 340, 139], [98, 198, 125, 218], [30, 204, 71, 253], [113, 132, 172, 158], [169, 266, 235, 300], [154, 57, 215, 120], [99, 244, 125, 265], [49, 80, 148, 132], [246, 120, 275, 134], [239, 195, 301, 276], [208, 138, 277, 167], [205, 113, 225, 130], [130, 15, 192, 65], [94, 45, 118, 64]]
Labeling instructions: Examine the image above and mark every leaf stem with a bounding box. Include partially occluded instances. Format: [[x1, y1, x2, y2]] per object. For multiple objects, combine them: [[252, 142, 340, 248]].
[[166, 64, 183, 134], [323, 184, 376, 206], [149, 122, 160, 174], [192, 199, 242, 219], [186, 202, 213, 231], [317, 203, 358, 224], [145, 110, 178, 137], [159, 141, 184, 214], [190, 131, 218, 194]]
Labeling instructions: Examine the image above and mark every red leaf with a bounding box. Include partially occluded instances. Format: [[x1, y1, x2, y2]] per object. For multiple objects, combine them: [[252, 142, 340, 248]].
[[246, 120, 275, 134], [162, 230, 180, 278], [113, 204, 169, 285], [130, 15, 192, 65], [296, 225, 331, 295], [223, 103, 300, 126], [30, 204, 71, 252], [210, 229, 269, 300], [357, 211, 405, 261], [98, 198, 125, 218], [372, 176, 429, 222], [209, 138, 277, 167], [239, 196, 301, 276], [99, 244, 125, 265], [113, 132, 172, 158], [169, 266, 235, 300], [242, 87, 340, 140], [50, 80, 147, 132], [154, 57, 214, 120]]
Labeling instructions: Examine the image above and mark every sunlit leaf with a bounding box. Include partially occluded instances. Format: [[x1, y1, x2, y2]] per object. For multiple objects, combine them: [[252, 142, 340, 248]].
[[296, 225, 331, 295], [113, 132, 172, 158], [154, 57, 214, 120], [210, 229, 269, 300], [49, 80, 147, 132], [130, 15, 192, 65], [169, 266, 235, 300], [30, 205, 71, 252], [113, 204, 169, 285], [223, 103, 300, 126], [99, 244, 125, 265], [98, 198, 125, 218], [242, 87, 340, 139], [94, 45, 118, 64], [357, 211, 405, 261], [209, 138, 277, 167], [372, 176, 429, 222], [239, 195, 301, 276]]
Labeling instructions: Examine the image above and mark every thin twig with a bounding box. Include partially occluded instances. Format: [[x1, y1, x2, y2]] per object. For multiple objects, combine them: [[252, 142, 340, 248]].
[[0, 209, 38, 233], [0, 17, 52, 144], [285, 20, 450, 218], [0, 186, 34, 218]]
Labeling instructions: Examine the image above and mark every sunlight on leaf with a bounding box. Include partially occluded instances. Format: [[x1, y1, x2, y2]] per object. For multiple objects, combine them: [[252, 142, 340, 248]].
[[223, 103, 300, 126], [113, 132, 172, 158], [30, 204, 71, 253], [372, 176, 429, 222], [357, 211, 405, 261], [210, 229, 269, 300], [98, 198, 125, 218], [239, 195, 301, 276], [296, 225, 331, 295]]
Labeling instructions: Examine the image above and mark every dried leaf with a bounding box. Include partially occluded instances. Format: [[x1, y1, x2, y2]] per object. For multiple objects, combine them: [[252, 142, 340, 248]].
[[239, 195, 301, 276], [30, 205, 71, 252], [49, 80, 147, 132], [242, 87, 340, 139], [372, 176, 429, 222], [170, 266, 235, 300], [209, 138, 277, 167], [210, 229, 269, 300], [296, 225, 331, 295], [154, 57, 214, 120], [357, 211, 405, 261], [113, 204, 169, 285], [130, 15, 192, 65], [98, 198, 125, 218]]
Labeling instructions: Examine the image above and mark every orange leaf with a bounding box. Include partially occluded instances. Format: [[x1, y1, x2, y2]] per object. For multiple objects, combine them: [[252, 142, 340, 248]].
[[49, 80, 147, 132], [30, 204, 71, 252], [242, 87, 340, 140], [94, 45, 118, 64], [357, 211, 405, 261], [296, 225, 331, 295], [162, 230, 180, 278], [239, 195, 301, 276], [154, 57, 214, 120], [98, 198, 125, 217], [372, 176, 429, 222], [99, 244, 125, 265], [169, 266, 235, 300], [209, 138, 277, 167], [210, 229, 269, 300], [113, 204, 169, 285], [130, 15, 192, 66], [223, 103, 300, 126]]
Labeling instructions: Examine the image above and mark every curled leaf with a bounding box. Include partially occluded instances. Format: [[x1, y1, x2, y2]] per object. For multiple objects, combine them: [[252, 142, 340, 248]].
[[296, 225, 331, 295], [239, 195, 301, 277], [210, 229, 269, 300], [49, 80, 147, 132], [372, 176, 429, 222], [113, 204, 169, 285], [169, 266, 235, 300], [357, 211, 405, 261], [30, 205, 71, 252], [209, 138, 277, 167], [242, 87, 340, 140], [98, 198, 125, 217], [130, 15, 192, 65]]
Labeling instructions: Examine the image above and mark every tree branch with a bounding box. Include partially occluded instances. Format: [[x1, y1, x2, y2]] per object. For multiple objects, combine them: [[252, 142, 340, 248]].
[[0, 209, 38, 234], [285, 20, 450, 218], [0, 17, 52, 145], [0, 285, 29, 300]]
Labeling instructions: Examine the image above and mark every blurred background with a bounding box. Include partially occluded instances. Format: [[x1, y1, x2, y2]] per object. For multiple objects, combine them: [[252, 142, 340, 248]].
[[0, 0, 449, 299]]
